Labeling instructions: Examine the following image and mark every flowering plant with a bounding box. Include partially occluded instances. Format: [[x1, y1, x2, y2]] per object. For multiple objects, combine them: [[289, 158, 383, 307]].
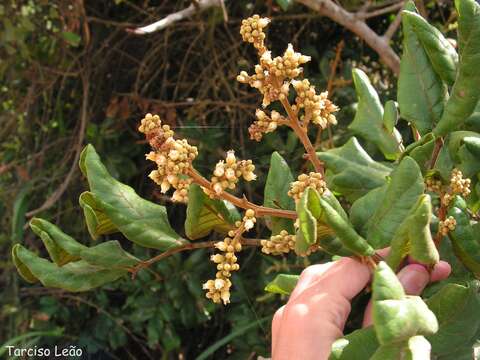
[[12, 0, 480, 358]]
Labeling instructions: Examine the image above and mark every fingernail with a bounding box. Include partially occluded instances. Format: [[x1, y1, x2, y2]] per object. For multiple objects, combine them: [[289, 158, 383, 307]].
[[397, 265, 429, 295]]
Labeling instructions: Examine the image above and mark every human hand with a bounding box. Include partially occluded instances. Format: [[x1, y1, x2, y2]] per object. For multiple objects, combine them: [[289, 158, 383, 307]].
[[271, 257, 451, 360]]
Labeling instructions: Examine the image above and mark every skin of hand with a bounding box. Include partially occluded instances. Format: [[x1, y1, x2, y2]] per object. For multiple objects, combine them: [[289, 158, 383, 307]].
[[271, 257, 451, 360]]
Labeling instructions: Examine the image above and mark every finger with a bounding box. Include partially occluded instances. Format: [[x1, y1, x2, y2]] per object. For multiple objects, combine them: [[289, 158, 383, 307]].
[[302, 257, 371, 301], [430, 261, 451, 282], [397, 264, 430, 295], [272, 305, 285, 353], [289, 262, 336, 302]]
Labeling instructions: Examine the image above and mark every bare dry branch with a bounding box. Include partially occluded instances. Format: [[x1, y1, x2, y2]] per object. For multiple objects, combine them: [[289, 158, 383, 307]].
[[295, 0, 400, 74], [127, 0, 224, 35]]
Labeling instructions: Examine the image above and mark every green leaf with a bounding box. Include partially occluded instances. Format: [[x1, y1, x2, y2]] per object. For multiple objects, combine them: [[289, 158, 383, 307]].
[[80, 241, 140, 268], [348, 69, 402, 160], [398, 3, 447, 135], [316, 191, 354, 256], [403, 11, 458, 86], [409, 134, 436, 173], [427, 281, 480, 358], [185, 184, 239, 240], [12, 244, 127, 292], [433, 0, 480, 135], [331, 281, 480, 359], [372, 262, 438, 345], [448, 206, 480, 277], [317, 137, 391, 201], [275, 0, 292, 11], [80, 144, 186, 250], [30, 218, 84, 266], [387, 194, 439, 270], [367, 157, 425, 248], [61, 31, 81, 47], [350, 185, 387, 237], [263, 152, 295, 234], [329, 327, 378, 360], [264, 274, 299, 295], [371, 336, 431, 360], [317, 196, 375, 256], [79, 191, 118, 240], [295, 188, 317, 255], [383, 100, 399, 134]]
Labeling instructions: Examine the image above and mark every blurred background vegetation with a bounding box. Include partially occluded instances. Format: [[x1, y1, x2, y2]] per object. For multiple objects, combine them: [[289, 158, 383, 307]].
[[0, 0, 457, 358]]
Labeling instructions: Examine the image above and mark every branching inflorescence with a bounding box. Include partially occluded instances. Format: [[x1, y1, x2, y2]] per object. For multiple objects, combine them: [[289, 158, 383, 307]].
[[139, 15, 339, 304]]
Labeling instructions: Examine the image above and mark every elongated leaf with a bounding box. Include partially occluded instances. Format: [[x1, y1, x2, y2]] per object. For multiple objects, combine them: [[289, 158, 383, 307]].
[[367, 157, 425, 248], [264, 274, 299, 295], [185, 184, 239, 240], [295, 188, 317, 255], [331, 281, 480, 359], [80, 241, 140, 268], [301, 189, 353, 256], [398, 3, 447, 135], [387, 194, 439, 270], [79, 191, 118, 240], [80, 144, 185, 250], [448, 206, 480, 277], [348, 69, 402, 160], [12, 245, 127, 292], [350, 186, 387, 237], [409, 134, 436, 173], [403, 11, 458, 86], [370, 336, 431, 360], [427, 281, 480, 358], [373, 262, 438, 345], [317, 137, 391, 201], [383, 100, 398, 134], [330, 327, 378, 360], [434, 0, 480, 135], [263, 152, 295, 234], [30, 218, 84, 266], [317, 197, 375, 256]]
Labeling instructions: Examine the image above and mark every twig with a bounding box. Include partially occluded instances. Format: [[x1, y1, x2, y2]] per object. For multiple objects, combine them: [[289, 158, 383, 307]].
[[131, 238, 262, 278], [127, 0, 225, 35], [26, 71, 89, 217], [295, 0, 400, 74], [187, 168, 298, 219], [383, 7, 404, 40], [279, 97, 325, 174], [356, 1, 405, 19]]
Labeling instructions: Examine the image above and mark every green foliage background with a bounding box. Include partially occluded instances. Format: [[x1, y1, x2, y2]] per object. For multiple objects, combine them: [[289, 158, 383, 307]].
[[0, 0, 462, 358]]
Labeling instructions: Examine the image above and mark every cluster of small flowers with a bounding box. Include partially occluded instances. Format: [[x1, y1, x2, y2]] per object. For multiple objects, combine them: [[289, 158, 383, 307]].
[[249, 109, 285, 141], [203, 210, 256, 304], [291, 79, 339, 128], [260, 230, 295, 255], [441, 168, 471, 206], [206, 150, 256, 197], [239, 15, 269, 53], [288, 172, 327, 202], [439, 216, 456, 236], [139, 113, 198, 202], [425, 177, 443, 193], [237, 16, 311, 107], [450, 169, 471, 197]]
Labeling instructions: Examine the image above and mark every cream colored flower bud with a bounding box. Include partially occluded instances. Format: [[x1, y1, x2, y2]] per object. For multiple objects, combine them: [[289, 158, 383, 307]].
[[226, 151, 236, 165]]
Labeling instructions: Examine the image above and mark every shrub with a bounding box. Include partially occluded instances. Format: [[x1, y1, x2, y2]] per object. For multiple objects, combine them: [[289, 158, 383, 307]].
[[12, 0, 480, 358]]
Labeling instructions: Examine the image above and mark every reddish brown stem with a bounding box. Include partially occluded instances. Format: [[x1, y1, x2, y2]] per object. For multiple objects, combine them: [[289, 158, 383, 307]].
[[280, 98, 325, 175], [187, 167, 298, 219], [130, 238, 262, 278]]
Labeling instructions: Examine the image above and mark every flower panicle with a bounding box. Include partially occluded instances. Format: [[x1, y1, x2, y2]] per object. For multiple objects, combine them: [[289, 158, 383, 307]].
[[139, 113, 198, 203]]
